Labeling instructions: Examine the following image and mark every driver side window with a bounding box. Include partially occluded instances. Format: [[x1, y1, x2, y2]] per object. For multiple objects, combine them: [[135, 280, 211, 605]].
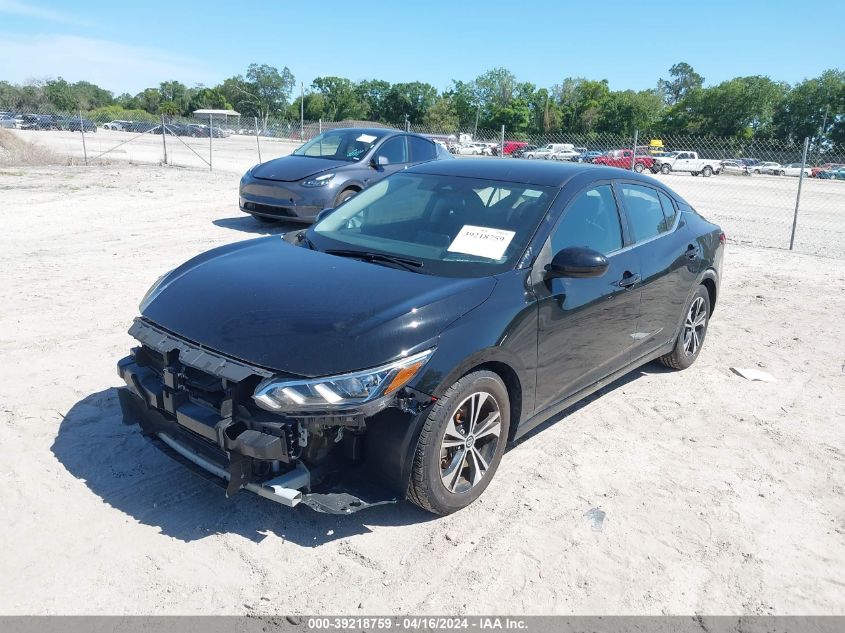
[[550, 185, 623, 256], [375, 136, 408, 164]]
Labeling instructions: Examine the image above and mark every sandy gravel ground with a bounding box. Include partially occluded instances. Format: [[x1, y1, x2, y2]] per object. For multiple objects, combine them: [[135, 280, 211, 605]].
[[0, 165, 844, 615]]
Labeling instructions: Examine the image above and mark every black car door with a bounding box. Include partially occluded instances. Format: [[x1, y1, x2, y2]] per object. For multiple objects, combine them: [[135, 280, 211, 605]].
[[615, 182, 699, 358], [532, 182, 642, 413]]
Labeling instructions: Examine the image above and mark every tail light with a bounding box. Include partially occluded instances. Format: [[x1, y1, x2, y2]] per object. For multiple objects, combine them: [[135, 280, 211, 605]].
[[719, 232, 727, 245]]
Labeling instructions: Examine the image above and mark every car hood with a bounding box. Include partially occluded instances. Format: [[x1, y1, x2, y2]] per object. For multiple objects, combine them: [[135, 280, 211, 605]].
[[251, 156, 343, 182], [140, 237, 496, 377]]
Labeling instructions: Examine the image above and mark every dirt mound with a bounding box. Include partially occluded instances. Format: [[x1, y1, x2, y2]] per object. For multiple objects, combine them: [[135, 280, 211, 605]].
[[0, 129, 68, 166]]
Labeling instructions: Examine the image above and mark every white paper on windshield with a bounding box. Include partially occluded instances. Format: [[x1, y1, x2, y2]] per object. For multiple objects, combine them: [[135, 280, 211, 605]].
[[448, 225, 515, 260], [356, 134, 377, 143]]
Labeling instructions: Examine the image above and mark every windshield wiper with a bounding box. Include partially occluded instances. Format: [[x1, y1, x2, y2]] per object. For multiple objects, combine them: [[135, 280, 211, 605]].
[[325, 249, 425, 273]]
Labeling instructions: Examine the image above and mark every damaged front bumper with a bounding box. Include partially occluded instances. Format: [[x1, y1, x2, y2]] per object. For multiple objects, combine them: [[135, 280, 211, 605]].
[[116, 321, 402, 514]]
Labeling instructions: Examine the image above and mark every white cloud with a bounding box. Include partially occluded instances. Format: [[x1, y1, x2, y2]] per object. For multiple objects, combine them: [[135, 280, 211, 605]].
[[0, 33, 215, 94], [0, 0, 88, 25]]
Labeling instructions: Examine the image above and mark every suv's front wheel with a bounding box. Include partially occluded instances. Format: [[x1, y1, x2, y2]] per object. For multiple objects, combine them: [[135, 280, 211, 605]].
[[408, 370, 510, 515]]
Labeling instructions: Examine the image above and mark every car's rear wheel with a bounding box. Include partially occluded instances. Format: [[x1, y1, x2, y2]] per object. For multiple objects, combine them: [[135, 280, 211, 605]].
[[660, 164, 671, 175], [634, 162, 645, 173], [658, 285, 710, 370], [408, 370, 510, 515], [702, 166, 713, 177]]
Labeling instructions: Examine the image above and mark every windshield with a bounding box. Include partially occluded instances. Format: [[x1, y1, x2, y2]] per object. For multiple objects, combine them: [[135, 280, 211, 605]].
[[292, 130, 384, 162], [310, 173, 557, 278]]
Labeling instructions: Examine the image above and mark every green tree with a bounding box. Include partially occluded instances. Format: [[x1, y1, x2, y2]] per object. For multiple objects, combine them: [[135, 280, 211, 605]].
[[773, 69, 845, 143], [44, 78, 76, 111], [657, 62, 704, 105], [422, 96, 459, 132], [244, 63, 295, 127], [311, 76, 366, 120], [381, 82, 438, 126], [596, 89, 663, 135], [134, 88, 162, 114], [354, 79, 391, 121], [188, 87, 232, 112]]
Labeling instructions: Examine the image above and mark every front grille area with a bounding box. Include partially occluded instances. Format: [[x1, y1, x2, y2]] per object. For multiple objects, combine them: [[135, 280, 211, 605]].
[[242, 201, 296, 217]]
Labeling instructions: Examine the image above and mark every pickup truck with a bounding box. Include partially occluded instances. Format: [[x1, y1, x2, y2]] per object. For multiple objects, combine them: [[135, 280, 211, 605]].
[[653, 151, 721, 177], [592, 149, 656, 173]]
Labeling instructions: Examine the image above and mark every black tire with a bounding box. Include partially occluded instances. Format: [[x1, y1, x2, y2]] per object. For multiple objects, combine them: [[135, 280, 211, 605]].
[[691, 171, 699, 176], [633, 162, 645, 173], [702, 166, 713, 177], [252, 215, 278, 224], [408, 370, 510, 515], [660, 163, 671, 175], [335, 188, 358, 206], [658, 285, 710, 370]]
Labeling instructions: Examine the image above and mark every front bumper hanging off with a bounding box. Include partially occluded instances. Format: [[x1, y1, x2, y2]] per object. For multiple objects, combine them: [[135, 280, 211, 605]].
[[116, 321, 398, 514]]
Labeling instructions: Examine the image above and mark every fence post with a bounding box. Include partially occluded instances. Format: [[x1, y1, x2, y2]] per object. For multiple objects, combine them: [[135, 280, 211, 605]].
[[500, 125, 505, 158], [160, 114, 167, 165], [79, 110, 88, 166], [208, 114, 213, 172], [254, 116, 262, 164], [789, 136, 810, 250], [300, 82, 304, 142], [630, 129, 638, 171], [319, 118, 322, 135]]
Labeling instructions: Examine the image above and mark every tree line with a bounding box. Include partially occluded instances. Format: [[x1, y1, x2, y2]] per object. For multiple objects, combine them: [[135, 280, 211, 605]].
[[1, 62, 842, 143]]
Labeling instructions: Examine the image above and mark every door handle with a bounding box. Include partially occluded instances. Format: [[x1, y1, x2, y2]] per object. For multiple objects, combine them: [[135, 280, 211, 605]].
[[685, 244, 698, 260], [617, 272, 640, 288]]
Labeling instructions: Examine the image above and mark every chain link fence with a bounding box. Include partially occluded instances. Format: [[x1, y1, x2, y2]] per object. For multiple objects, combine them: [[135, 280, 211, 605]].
[[2, 110, 844, 258]]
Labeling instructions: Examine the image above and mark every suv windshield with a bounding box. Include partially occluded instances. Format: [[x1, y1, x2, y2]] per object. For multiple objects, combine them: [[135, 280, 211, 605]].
[[311, 173, 557, 278], [292, 130, 385, 162]]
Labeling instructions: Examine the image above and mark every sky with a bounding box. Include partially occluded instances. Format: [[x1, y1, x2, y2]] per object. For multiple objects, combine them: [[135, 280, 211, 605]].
[[0, 0, 842, 96]]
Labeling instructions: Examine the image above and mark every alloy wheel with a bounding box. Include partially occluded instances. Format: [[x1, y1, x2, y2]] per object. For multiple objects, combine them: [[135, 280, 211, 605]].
[[439, 391, 502, 494], [683, 296, 707, 356]]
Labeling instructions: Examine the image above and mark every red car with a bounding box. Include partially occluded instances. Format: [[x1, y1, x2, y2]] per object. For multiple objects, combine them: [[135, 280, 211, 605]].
[[501, 141, 528, 155], [592, 149, 656, 173], [811, 163, 845, 178]]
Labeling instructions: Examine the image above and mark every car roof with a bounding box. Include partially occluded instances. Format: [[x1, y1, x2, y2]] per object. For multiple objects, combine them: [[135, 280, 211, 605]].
[[407, 157, 662, 188]]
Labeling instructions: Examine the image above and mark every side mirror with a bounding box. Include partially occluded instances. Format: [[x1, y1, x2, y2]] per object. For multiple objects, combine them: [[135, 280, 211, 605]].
[[315, 207, 334, 223], [545, 247, 609, 279], [370, 155, 389, 168]]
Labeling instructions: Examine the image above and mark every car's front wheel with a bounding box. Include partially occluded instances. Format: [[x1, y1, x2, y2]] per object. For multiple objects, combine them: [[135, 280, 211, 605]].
[[658, 284, 710, 370], [408, 370, 510, 515], [660, 164, 671, 175]]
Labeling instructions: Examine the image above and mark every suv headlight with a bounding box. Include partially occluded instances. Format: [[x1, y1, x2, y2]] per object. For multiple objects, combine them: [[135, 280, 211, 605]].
[[301, 173, 335, 187], [253, 349, 434, 413]]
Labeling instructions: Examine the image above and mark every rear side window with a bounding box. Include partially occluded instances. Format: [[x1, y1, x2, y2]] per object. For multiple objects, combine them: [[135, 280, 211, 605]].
[[620, 184, 668, 242], [408, 136, 437, 162], [551, 185, 623, 255], [657, 191, 677, 230]]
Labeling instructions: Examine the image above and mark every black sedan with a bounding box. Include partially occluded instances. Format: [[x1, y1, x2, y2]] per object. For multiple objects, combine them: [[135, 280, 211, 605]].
[[239, 128, 450, 223], [117, 160, 724, 515]]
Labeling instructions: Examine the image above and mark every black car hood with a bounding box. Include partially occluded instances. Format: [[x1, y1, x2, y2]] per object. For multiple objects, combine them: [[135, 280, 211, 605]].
[[251, 156, 343, 182], [140, 237, 496, 377]]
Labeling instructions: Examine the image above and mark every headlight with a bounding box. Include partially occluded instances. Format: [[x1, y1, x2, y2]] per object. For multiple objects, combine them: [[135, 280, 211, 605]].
[[301, 173, 335, 187], [253, 349, 434, 413]]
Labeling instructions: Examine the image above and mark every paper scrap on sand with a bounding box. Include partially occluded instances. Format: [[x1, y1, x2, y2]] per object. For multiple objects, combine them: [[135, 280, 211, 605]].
[[448, 225, 515, 260], [731, 367, 777, 382]]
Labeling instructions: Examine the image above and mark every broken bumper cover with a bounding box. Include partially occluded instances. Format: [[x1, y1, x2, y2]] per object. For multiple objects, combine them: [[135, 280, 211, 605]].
[[117, 356, 397, 514]]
